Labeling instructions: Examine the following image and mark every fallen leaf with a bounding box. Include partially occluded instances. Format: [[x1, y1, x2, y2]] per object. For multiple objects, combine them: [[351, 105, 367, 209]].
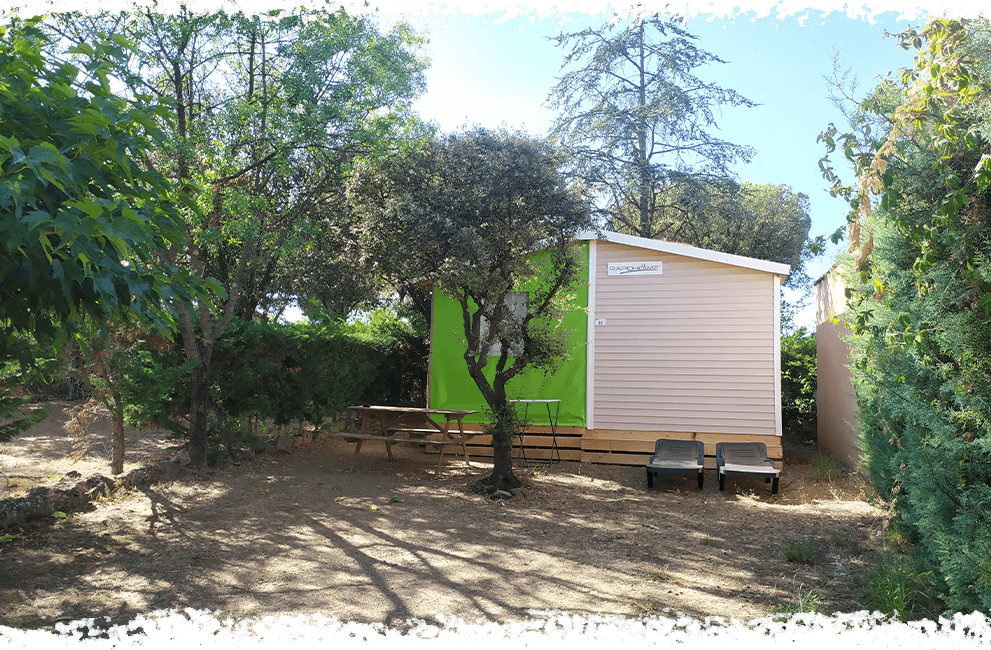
[[259, 489, 270, 495], [52, 511, 67, 519]]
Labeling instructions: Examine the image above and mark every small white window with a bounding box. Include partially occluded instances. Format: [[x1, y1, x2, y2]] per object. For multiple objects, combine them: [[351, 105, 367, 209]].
[[479, 291, 528, 357]]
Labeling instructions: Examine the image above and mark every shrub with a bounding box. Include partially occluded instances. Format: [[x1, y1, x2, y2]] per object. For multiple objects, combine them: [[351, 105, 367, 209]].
[[1, 332, 62, 442], [812, 454, 841, 481], [1, 359, 33, 443], [54, 308, 429, 459], [849, 216, 991, 614], [210, 319, 381, 427], [780, 326, 816, 442], [347, 308, 428, 406], [209, 415, 260, 459], [826, 19, 991, 615], [861, 551, 939, 620]]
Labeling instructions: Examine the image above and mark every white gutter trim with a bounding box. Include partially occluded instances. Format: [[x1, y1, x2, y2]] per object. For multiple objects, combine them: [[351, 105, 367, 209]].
[[585, 239, 597, 431], [578, 230, 792, 277], [427, 286, 435, 408], [774, 274, 783, 438]]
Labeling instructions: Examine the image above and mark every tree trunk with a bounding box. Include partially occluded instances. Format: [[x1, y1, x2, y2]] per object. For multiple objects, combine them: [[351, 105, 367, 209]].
[[188, 362, 211, 468], [459, 307, 524, 494], [482, 402, 521, 493], [636, 24, 651, 238], [488, 424, 520, 491], [110, 405, 125, 476]]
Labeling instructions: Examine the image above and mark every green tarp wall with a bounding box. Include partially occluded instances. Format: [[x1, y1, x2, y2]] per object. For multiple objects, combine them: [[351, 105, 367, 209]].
[[428, 242, 589, 427]]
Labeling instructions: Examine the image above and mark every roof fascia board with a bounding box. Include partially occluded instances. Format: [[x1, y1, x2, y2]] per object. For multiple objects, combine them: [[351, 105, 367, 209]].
[[578, 230, 791, 276]]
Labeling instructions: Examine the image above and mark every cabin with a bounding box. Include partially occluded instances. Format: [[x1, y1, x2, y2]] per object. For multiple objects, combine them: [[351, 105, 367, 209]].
[[426, 230, 790, 469]]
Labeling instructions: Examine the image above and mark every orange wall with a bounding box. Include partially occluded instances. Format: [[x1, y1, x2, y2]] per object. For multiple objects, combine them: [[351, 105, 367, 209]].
[[815, 269, 863, 469]]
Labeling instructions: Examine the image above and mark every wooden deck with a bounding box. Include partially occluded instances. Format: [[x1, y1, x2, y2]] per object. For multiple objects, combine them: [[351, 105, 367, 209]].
[[422, 425, 783, 469]]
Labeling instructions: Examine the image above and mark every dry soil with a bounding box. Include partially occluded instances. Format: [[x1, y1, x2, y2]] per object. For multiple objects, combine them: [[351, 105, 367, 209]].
[[0, 400, 888, 631]]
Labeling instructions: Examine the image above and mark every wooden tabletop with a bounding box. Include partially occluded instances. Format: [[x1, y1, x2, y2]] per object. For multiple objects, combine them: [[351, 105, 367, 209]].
[[348, 405, 478, 417]]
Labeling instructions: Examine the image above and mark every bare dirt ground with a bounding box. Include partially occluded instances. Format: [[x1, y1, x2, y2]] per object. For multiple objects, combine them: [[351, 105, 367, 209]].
[[0, 400, 888, 631]]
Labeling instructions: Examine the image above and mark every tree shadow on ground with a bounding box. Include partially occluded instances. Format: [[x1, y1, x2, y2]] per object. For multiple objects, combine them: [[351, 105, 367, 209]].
[[0, 436, 884, 630]]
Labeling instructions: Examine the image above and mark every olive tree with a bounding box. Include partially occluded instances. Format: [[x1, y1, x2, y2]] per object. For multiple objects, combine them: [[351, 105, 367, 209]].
[[353, 127, 592, 493]]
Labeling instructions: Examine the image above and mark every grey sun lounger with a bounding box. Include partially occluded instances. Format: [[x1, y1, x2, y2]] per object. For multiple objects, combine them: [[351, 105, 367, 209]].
[[646, 439, 705, 489], [716, 442, 780, 494]]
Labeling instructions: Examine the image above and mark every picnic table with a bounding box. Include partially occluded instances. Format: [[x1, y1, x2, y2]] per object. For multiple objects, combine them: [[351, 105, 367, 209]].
[[336, 405, 480, 471]]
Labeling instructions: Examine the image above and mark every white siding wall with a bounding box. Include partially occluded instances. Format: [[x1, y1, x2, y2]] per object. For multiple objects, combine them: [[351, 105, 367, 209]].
[[591, 241, 778, 436]]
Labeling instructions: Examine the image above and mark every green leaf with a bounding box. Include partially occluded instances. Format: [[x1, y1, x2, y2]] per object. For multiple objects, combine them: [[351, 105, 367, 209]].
[[69, 199, 106, 220], [107, 235, 130, 256], [0, 134, 20, 150], [68, 114, 100, 135], [52, 511, 68, 518], [9, 146, 27, 164], [25, 144, 59, 166], [69, 42, 95, 57], [23, 210, 51, 228]]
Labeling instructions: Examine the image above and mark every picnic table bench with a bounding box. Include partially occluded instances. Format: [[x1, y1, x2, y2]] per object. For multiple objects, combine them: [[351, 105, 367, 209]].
[[384, 428, 442, 438], [336, 405, 480, 471]]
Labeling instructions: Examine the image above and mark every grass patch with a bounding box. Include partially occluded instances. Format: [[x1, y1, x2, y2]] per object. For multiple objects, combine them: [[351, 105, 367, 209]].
[[883, 520, 913, 551], [632, 599, 660, 614], [861, 551, 938, 621], [771, 585, 825, 618], [780, 538, 816, 564], [700, 536, 721, 547], [735, 486, 758, 499], [95, 485, 139, 507], [812, 454, 841, 481]]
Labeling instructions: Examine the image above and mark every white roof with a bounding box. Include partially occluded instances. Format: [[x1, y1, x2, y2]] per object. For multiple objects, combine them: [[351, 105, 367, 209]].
[[578, 230, 791, 277]]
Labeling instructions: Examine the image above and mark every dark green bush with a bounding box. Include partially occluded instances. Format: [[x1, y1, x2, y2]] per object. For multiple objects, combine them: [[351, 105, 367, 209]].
[[1, 332, 63, 442], [781, 326, 817, 442], [44, 309, 428, 459], [207, 309, 427, 427], [849, 222, 991, 614], [210, 319, 381, 427], [209, 415, 260, 459], [349, 309, 428, 406], [824, 19, 991, 615], [844, 159, 991, 614]]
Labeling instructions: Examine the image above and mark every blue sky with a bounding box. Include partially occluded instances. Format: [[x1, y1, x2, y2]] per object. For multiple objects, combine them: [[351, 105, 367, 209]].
[[379, 5, 939, 327]]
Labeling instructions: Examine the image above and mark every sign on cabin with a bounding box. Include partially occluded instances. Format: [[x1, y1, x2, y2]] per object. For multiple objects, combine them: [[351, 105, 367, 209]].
[[606, 261, 663, 276]]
